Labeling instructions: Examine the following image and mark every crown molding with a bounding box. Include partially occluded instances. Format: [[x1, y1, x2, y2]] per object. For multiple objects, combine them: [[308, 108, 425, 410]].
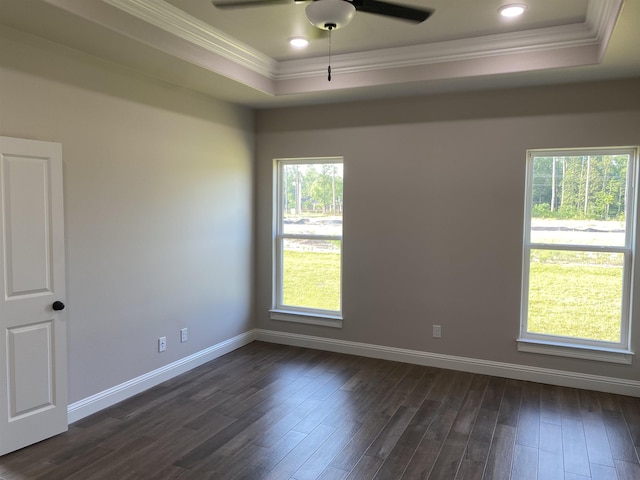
[[276, 0, 623, 80], [587, 0, 624, 40], [275, 22, 600, 80], [586, 0, 624, 60], [101, 0, 275, 77], [55, 0, 623, 94]]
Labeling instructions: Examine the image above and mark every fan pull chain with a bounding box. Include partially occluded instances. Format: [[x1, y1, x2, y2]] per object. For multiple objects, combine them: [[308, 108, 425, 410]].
[[327, 23, 335, 81]]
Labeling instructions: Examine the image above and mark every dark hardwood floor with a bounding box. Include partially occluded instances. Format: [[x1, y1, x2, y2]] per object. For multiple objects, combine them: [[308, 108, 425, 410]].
[[1, 341, 639, 480]]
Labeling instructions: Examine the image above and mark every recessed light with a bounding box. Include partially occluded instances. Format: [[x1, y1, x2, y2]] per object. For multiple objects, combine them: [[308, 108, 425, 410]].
[[499, 4, 526, 18], [289, 36, 309, 48]]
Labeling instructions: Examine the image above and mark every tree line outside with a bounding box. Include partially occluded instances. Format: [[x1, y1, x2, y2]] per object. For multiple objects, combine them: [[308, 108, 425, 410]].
[[279, 154, 635, 336], [531, 154, 628, 221], [280, 162, 343, 312], [526, 153, 632, 344], [282, 163, 343, 216], [281, 154, 628, 225]]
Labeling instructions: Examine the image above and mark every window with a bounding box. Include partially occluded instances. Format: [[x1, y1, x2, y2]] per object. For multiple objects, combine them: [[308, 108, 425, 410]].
[[519, 148, 638, 363], [271, 158, 343, 327]]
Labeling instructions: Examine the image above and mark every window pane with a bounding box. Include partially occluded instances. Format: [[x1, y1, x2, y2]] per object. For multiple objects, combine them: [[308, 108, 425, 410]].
[[282, 239, 341, 311], [529, 155, 629, 247], [527, 249, 624, 343], [282, 163, 343, 236]]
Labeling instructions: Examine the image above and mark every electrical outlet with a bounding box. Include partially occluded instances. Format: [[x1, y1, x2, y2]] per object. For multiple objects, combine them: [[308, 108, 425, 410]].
[[432, 325, 442, 338], [158, 336, 167, 352], [180, 328, 188, 343]]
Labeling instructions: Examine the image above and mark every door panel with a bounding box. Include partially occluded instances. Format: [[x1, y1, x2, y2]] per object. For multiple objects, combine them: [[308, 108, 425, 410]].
[[8, 321, 55, 418], [3, 156, 52, 297], [0, 136, 67, 456]]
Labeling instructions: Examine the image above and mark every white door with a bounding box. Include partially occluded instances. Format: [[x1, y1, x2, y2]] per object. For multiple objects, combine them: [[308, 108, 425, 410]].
[[0, 136, 67, 456]]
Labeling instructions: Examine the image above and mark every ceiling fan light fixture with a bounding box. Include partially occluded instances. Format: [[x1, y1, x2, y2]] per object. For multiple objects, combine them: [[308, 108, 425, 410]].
[[289, 36, 309, 48], [499, 4, 527, 18], [306, 0, 356, 30]]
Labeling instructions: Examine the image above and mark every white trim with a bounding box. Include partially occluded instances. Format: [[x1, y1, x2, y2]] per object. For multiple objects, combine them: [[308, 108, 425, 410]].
[[269, 310, 343, 328], [67, 330, 255, 423], [273, 158, 344, 317], [66, 328, 640, 425], [62, 0, 621, 89], [588, 0, 624, 61], [517, 338, 633, 364], [520, 147, 638, 354], [275, 22, 599, 80], [101, 0, 275, 77], [254, 329, 640, 397]]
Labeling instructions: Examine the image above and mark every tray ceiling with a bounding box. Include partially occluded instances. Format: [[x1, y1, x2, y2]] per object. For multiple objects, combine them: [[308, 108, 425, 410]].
[[1, 0, 639, 107]]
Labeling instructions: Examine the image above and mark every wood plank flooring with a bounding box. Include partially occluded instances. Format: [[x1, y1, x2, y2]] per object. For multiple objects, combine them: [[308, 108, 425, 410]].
[[1, 341, 639, 479]]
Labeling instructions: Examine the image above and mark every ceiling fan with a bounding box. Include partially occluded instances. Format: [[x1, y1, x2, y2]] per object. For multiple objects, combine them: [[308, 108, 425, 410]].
[[211, 0, 434, 30], [212, 0, 434, 81]]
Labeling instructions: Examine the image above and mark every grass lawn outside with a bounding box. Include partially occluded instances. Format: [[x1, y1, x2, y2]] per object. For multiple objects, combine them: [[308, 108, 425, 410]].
[[527, 250, 624, 342], [281, 245, 625, 344], [283, 250, 341, 312]]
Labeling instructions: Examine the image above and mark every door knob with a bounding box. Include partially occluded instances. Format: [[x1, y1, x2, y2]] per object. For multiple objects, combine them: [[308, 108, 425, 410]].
[[52, 301, 65, 311]]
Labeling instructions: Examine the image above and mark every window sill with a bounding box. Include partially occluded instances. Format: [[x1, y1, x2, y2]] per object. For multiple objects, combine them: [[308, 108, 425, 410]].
[[269, 310, 343, 329], [517, 338, 634, 365]]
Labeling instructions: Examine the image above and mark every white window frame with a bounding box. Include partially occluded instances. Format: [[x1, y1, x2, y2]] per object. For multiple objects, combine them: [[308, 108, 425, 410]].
[[269, 157, 343, 328], [518, 147, 638, 364]]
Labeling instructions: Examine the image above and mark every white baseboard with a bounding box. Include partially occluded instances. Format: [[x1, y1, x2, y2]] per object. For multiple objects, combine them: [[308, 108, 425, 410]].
[[68, 328, 640, 424], [67, 330, 256, 423], [254, 329, 640, 398]]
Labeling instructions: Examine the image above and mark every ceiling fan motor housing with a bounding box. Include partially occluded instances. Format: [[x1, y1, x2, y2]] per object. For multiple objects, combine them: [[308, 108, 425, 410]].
[[306, 0, 356, 30]]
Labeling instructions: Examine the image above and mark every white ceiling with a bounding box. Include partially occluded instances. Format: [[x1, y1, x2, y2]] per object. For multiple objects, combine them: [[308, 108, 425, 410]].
[[168, 0, 591, 61], [1, 0, 639, 108]]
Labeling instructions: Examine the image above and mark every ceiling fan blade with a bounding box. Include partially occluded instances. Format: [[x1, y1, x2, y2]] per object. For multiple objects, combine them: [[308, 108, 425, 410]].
[[212, 0, 301, 9], [351, 0, 433, 23]]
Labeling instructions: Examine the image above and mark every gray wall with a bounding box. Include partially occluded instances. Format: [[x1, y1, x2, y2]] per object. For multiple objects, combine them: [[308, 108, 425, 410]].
[[255, 79, 640, 382], [0, 27, 255, 403], [3, 21, 640, 407]]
